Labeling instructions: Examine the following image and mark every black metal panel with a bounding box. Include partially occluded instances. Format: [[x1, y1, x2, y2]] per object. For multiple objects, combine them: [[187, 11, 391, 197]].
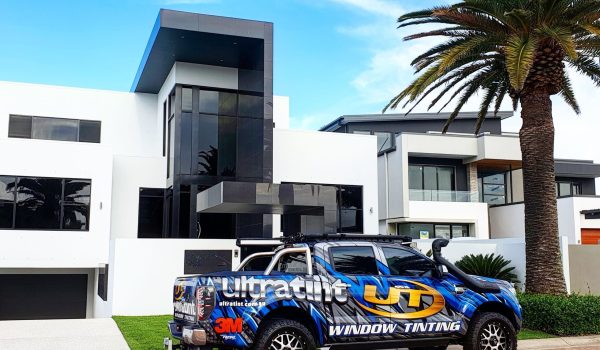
[[555, 160, 600, 179], [184, 250, 232, 274], [98, 264, 109, 302], [0, 274, 87, 320]]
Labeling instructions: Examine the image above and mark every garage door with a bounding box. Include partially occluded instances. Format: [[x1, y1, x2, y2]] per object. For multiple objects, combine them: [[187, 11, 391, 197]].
[[582, 229, 600, 245], [0, 274, 87, 320]]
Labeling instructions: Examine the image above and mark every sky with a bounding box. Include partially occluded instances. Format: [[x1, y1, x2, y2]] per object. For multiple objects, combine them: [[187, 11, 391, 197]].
[[0, 0, 598, 164]]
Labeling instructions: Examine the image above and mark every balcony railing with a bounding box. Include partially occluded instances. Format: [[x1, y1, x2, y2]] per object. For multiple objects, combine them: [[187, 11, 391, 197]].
[[409, 189, 479, 202]]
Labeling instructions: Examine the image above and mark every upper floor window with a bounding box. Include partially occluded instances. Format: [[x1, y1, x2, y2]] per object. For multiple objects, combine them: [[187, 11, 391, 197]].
[[556, 181, 582, 197], [397, 222, 470, 240], [0, 175, 91, 231], [409, 165, 455, 201], [330, 246, 378, 275], [478, 173, 506, 205], [8, 115, 101, 143]]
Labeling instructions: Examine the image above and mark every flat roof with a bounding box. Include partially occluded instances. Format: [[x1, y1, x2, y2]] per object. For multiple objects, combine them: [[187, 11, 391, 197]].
[[131, 9, 272, 93], [319, 111, 514, 132]]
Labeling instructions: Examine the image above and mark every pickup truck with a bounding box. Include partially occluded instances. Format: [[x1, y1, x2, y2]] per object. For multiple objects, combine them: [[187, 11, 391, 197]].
[[168, 234, 521, 350]]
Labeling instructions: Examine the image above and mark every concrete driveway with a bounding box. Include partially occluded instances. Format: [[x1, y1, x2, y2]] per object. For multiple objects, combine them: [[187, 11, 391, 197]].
[[0, 318, 129, 350]]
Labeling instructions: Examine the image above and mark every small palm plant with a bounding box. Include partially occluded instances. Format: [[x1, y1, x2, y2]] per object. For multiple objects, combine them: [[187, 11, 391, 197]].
[[455, 253, 520, 284]]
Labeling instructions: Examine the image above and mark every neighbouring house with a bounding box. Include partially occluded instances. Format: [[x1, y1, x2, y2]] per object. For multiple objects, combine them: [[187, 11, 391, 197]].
[[0, 10, 378, 319], [320, 112, 600, 245]]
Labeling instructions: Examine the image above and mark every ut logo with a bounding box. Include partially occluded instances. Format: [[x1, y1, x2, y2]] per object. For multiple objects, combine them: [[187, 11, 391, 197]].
[[357, 280, 445, 319], [214, 317, 242, 333]]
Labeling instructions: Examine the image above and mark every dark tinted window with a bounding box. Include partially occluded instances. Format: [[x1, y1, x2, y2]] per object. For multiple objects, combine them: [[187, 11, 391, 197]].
[[198, 90, 219, 114], [331, 246, 378, 275], [218, 92, 237, 116], [197, 115, 218, 176], [275, 253, 307, 274], [238, 94, 263, 118], [79, 121, 101, 143], [32, 118, 78, 141], [1, 176, 91, 231], [0, 176, 16, 228], [340, 186, 362, 209], [218, 116, 237, 176], [8, 115, 32, 138], [182, 88, 193, 112], [241, 255, 272, 272], [9, 115, 101, 143], [15, 177, 62, 229], [137, 188, 164, 239], [382, 247, 435, 277], [339, 185, 363, 233]]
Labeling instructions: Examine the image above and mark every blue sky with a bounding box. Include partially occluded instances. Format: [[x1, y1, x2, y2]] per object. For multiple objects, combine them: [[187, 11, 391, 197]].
[[0, 0, 438, 130], [1, 0, 599, 165]]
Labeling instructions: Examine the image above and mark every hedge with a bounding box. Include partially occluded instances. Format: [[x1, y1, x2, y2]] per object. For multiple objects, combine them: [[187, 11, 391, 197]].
[[518, 293, 600, 336]]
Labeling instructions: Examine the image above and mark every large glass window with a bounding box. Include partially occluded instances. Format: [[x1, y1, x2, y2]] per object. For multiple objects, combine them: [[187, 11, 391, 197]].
[[137, 188, 164, 238], [330, 246, 378, 275], [478, 173, 506, 205], [409, 165, 455, 201], [9, 115, 101, 143], [0, 176, 91, 231], [556, 181, 582, 197], [397, 222, 470, 239], [0, 176, 16, 229], [196, 115, 237, 177], [339, 185, 363, 233], [381, 246, 436, 277], [238, 94, 263, 118]]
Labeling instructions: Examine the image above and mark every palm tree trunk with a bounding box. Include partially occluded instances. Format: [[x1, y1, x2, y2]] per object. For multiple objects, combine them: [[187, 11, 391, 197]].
[[519, 92, 567, 295]]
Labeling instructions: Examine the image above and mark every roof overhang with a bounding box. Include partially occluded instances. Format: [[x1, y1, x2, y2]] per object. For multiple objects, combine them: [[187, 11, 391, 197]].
[[131, 9, 272, 93], [555, 159, 600, 178], [197, 182, 337, 215]]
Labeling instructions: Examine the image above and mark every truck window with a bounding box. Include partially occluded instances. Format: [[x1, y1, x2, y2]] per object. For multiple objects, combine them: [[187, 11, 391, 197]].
[[330, 246, 379, 275], [274, 253, 308, 274], [381, 246, 436, 277], [240, 255, 272, 272]]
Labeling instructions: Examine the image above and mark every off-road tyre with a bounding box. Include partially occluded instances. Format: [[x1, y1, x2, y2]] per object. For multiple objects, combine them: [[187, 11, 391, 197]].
[[252, 319, 317, 350], [463, 312, 517, 350]]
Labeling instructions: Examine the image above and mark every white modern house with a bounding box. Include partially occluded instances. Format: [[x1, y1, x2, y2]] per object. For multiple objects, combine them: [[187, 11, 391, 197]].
[[321, 113, 600, 245], [0, 10, 378, 319]]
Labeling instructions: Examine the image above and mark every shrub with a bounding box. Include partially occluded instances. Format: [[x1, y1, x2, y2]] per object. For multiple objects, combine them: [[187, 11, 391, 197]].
[[518, 294, 600, 336], [455, 253, 519, 284]]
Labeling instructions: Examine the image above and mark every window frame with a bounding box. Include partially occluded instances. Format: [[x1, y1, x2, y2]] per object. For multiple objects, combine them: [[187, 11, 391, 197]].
[[329, 245, 380, 276], [397, 222, 470, 239], [8, 115, 101, 143], [0, 175, 91, 231], [379, 244, 437, 277]]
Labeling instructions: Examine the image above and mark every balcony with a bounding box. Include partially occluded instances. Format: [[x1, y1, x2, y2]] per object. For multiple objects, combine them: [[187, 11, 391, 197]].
[[409, 189, 479, 202]]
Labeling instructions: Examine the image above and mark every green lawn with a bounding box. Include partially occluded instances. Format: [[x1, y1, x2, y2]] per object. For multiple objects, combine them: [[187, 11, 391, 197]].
[[518, 328, 555, 340], [113, 315, 555, 349], [113, 315, 172, 350]]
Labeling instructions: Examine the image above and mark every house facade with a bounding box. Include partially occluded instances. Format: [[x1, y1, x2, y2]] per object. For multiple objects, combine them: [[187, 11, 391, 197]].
[[321, 113, 600, 245], [0, 10, 378, 319]]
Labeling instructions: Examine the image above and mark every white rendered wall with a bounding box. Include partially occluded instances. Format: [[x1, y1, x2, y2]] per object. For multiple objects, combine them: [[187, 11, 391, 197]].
[[109, 239, 240, 316], [406, 201, 490, 239], [273, 95, 290, 129], [273, 129, 379, 234], [489, 197, 600, 244]]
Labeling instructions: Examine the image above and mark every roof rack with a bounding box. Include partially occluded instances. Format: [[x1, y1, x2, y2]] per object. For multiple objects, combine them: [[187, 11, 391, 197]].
[[282, 233, 413, 244], [236, 233, 413, 247]]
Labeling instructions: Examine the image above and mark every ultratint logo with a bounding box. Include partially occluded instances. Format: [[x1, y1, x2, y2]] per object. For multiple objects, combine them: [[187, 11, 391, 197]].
[[356, 280, 445, 319]]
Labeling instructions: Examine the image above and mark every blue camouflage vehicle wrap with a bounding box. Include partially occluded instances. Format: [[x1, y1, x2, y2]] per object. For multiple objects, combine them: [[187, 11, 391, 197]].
[[169, 241, 522, 349]]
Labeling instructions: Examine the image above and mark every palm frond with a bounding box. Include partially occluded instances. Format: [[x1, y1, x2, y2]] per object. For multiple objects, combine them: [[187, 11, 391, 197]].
[[505, 34, 538, 91], [559, 72, 581, 114]]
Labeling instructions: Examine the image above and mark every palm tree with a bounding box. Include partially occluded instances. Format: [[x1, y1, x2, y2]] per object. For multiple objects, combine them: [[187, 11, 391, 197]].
[[385, 0, 600, 295]]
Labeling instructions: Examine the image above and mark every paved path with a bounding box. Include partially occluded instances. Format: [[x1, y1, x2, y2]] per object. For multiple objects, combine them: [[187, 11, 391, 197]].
[[446, 335, 600, 350], [0, 318, 129, 350]]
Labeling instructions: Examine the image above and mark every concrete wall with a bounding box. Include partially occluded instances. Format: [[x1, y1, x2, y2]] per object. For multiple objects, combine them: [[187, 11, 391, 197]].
[[569, 245, 600, 295], [273, 129, 379, 234], [107, 239, 240, 316]]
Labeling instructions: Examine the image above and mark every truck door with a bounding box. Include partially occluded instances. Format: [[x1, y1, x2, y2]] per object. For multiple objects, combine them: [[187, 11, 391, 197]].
[[377, 245, 462, 337], [325, 244, 393, 342]]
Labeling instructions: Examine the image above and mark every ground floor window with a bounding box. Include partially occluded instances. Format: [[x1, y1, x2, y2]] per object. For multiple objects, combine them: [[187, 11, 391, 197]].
[[397, 222, 470, 239]]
